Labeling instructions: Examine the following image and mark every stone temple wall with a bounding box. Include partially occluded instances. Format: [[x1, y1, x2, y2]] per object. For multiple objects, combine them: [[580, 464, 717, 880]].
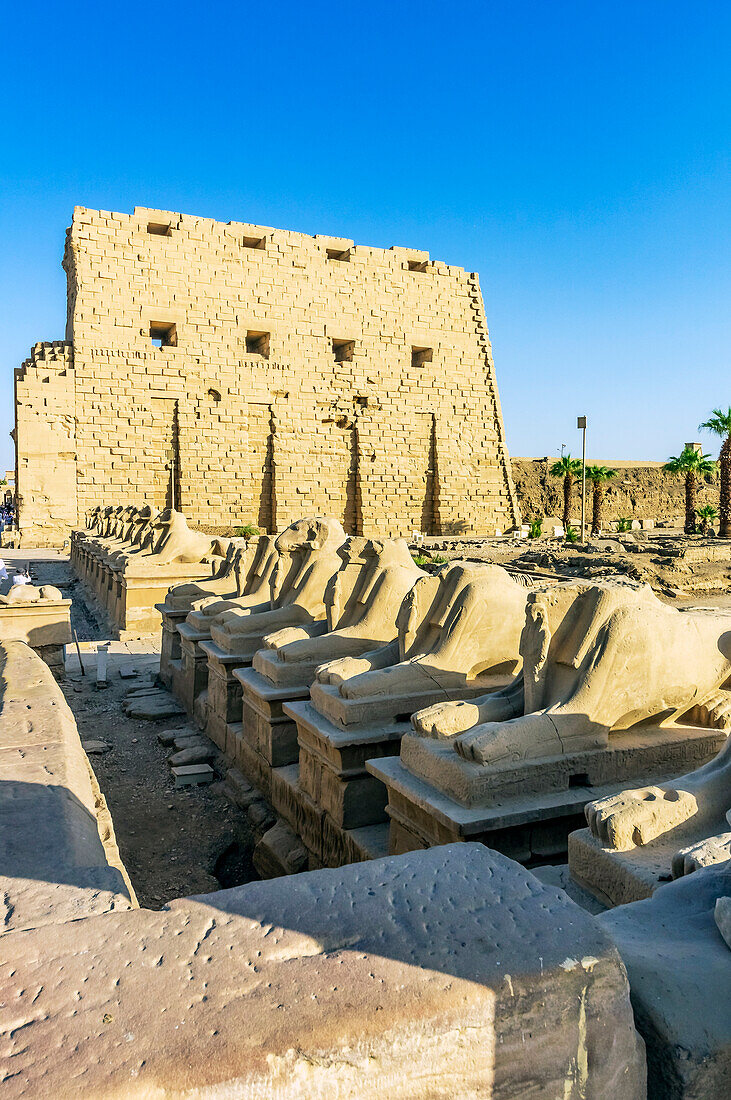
[[14, 342, 77, 545], [15, 206, 520, 544]]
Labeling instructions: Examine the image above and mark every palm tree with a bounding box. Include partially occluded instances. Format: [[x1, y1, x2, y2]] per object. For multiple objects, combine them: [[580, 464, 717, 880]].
[[699, 407, 731, 538], [696, 504, 718, 537], [584, 465, 617, 535], [663, 446, 716, 534], [549, 454, 583, 531]]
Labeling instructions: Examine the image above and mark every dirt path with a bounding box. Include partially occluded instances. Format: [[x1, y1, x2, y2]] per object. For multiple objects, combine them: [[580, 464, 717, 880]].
[[12, 551, 258, 909]]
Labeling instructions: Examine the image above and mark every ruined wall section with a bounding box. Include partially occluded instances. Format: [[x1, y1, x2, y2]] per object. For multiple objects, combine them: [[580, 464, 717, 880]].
[[14, 343, 77, 546], [54, 205, 519, 537]]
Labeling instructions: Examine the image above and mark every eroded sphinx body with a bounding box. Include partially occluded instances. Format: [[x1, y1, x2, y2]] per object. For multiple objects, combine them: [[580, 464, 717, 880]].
[[209, 517, 347, 653], [256, 537, 426, 680], [165, 537, 254, 613], [412, 579, 731, 769], [313, 562, 530, 712], [117, 509, 216, 574]]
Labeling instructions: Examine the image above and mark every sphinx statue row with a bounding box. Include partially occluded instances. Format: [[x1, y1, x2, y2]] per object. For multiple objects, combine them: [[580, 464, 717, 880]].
[[157, 514, 731, 892], [71, 505, 231, 635]]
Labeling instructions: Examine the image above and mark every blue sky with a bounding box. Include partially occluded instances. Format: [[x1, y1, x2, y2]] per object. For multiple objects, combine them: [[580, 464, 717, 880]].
[[1, 1, 729, 471]]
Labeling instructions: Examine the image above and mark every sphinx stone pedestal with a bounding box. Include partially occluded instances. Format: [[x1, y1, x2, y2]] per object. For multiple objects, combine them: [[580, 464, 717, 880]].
[[157, 604, 189, 689], [116, 563, 214, 637], [284, 676, 505, 845], [236, 667, 306, 770], [198, 639, 255, 750], [372, 722, 728, 864]]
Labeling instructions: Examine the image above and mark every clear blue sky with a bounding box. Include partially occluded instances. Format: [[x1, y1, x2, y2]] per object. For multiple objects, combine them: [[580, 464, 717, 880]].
[[1, 1, 729, 471]]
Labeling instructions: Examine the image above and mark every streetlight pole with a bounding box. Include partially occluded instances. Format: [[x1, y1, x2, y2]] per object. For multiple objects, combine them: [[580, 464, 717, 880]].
[[577, 416, 587, 541]]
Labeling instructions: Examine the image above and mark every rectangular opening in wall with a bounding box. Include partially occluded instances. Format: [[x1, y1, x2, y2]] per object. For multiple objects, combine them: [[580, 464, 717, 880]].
[[242, 235, 266, 249], [332, 339, 355, 363], [411, 346, 433, 368], [327, 248, 351, 262], [408, 259, 428, 272], [147, 222, 172, 236], [246, 331, 270, 358], [149, 321, 178, 348]]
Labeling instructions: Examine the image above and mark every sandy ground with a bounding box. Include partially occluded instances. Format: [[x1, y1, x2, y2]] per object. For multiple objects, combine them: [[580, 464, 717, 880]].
[[416, 533, 731, 607], [4, 549, 258, 909]]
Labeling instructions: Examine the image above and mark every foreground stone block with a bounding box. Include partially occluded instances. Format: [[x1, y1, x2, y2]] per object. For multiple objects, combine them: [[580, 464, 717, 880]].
[[0, 640, 133, 933], [600, 864, 731, 1100], [0, 587, 72, 674], [0, 845, 645, 1098]]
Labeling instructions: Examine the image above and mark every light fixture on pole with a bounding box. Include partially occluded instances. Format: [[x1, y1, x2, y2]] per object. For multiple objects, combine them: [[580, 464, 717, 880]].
[[577, 416, 587, 541]]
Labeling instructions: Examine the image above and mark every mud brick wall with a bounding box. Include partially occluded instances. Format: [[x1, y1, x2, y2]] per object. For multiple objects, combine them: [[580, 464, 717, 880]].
[[15, 206, 520, 542], [513, 457, 721, 527]]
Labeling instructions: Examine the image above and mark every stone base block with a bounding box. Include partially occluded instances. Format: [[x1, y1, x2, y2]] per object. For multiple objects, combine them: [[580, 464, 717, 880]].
[[270, 763, 325, 856], [285, 699, 405, 775], [253, 820, 309, 878], [174, 622, 212, 708], [271, 763, 391, 868], [157, 605, 188, 689], [200, 641, 249, 744], [227, 723, 273, 801], [1, 846, 646, 1098], [299, 744, 388, 828], [369, 755, 683, 866], [241, 697, 300, 767], [321, 817, 390, 867]]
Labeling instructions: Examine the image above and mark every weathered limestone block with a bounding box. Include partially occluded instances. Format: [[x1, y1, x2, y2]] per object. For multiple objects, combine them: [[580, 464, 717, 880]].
[[0, 845, 645, 1098], [0, 640, 133, 934], [599, 864, 731, 1100], [570, 731, 731, 906], [253, 819, 308, 878]]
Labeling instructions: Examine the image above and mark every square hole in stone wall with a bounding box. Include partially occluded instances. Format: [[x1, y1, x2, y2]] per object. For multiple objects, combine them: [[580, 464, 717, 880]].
[[147, 222, 172, 236], [332, 339, 355, 363], [327, 248, 351, 262], [408, 259, 428, 272], [149, 321, 178, 348], [246, 331, 270, 357], [411, 346, 433, 368], [242, 235, 266, 249]]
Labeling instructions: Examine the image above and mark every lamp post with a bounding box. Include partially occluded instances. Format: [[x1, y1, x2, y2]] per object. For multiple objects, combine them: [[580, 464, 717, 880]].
[[577, 416, 587, 541]]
